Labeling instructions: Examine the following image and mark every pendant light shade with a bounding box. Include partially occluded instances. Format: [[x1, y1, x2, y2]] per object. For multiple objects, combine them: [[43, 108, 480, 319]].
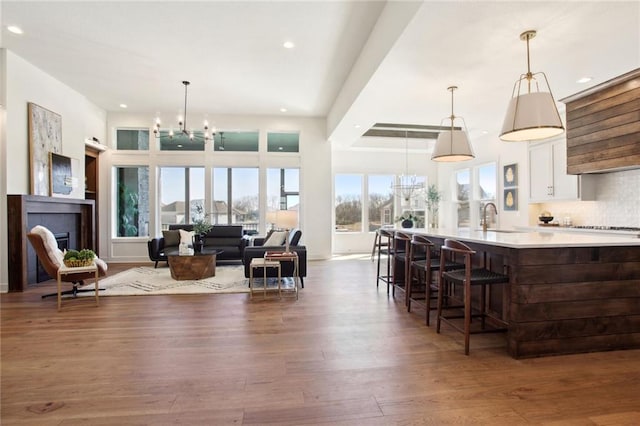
[[500, 30, 564, 142], [431, 86, 475, 162]]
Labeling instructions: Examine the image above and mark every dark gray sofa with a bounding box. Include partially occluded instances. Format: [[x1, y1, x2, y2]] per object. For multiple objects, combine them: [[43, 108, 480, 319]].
[[147, 224, 248, 267]]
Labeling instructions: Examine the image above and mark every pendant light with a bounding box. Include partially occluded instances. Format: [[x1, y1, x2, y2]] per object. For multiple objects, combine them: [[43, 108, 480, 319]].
[[431, 86, 474, 162], [500, 30, 564, 142]]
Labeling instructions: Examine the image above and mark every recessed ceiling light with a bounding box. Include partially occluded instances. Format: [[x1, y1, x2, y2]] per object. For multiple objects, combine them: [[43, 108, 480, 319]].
[[7, 25, 23, 35], [280, 108, 287, 113], [481, 130, 489, 135], [576, 76, 592, 84], [354, 124, 361, 129], [119, 104, 128, 109], [283, 41, 295, 49]]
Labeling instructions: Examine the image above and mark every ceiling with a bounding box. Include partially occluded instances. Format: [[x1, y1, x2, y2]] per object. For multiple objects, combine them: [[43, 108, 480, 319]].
[[2, 1, 639, 150]]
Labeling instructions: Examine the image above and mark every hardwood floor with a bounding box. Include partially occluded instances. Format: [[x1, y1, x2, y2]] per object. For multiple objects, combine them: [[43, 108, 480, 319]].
[[2, 256, 639, 425]]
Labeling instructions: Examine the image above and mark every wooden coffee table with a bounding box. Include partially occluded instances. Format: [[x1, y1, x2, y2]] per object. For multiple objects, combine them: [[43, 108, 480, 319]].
[[167, 249, 222, 280]]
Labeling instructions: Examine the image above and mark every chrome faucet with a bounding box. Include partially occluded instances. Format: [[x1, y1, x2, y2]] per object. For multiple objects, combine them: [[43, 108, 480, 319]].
[[482, 202, 498, 232]]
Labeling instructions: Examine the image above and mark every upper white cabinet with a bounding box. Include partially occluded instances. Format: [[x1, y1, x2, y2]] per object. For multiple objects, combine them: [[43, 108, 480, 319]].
[[528, 137, 595, 202]]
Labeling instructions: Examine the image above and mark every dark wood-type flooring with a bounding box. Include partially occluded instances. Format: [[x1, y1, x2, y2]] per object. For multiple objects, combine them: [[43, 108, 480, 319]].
[[2, 257, 639, 425]]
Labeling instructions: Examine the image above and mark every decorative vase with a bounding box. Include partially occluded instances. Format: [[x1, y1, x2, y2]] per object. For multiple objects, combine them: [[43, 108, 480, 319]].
[[192, 234, 204, 253], [429, 209, 438, 229], [401, 219, 413, 229]]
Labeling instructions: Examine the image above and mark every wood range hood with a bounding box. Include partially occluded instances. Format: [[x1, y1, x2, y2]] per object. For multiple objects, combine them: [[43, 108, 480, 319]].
[[560, 68, 640, 174]]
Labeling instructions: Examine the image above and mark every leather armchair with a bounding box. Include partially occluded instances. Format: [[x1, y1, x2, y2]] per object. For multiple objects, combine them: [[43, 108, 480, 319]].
[[243, 228, 306, 287]]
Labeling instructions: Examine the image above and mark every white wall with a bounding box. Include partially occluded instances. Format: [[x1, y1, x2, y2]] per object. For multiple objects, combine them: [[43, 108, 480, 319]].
[[104, 112, 332, 262], [0, 49, 106, 292]]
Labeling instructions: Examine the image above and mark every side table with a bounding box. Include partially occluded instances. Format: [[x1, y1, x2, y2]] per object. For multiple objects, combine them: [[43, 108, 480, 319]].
[[57, 263, 100, 311], [249, 258, 281, 299], [264, 251, 299, 300]]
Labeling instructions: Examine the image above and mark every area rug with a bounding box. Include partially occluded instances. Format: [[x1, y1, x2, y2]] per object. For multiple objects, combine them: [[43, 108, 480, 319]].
[[77, 265, 250, 297]]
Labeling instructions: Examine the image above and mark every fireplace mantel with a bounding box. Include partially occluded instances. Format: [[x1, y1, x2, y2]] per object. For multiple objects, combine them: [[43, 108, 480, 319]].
[[7, 195, 95, 292]]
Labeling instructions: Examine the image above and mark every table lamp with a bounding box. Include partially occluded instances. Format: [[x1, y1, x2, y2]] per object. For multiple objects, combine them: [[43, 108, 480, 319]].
[[275, 210, 298, 253]]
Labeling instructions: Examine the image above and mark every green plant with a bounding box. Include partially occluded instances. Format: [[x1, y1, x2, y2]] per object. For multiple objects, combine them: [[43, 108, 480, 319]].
[[63, 249, 95, 261], [192, 204, 213, 235], [193, 218, 213, 235], [426, 184, 442, 212], [395, 212, 417, 222]]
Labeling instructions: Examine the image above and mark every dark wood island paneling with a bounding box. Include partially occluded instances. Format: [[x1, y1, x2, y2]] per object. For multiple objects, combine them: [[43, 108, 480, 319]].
[[401, 229, 640, 358]]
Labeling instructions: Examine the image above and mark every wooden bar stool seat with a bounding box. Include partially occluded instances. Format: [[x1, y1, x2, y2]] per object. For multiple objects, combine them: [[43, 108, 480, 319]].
[[408, 235, 464, 325], [375, 229, 395, 291], [436, 238, 509, 355], [392, 231, 424, 302]]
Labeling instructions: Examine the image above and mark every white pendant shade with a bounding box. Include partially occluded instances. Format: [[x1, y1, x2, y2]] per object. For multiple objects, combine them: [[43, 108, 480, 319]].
[[500, 91, 564, 142], [500, 30, 565, 142], [431, 129, 474, 162], [431, 86, 475, 162]]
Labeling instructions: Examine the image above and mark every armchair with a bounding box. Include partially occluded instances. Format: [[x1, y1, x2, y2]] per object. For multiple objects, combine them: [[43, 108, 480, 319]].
[[243, 228, 306, 288], [27, 225, 108, 299]]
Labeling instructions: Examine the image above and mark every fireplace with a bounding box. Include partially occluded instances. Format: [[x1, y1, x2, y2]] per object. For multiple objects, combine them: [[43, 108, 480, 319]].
[[7, 195, 95, 292]]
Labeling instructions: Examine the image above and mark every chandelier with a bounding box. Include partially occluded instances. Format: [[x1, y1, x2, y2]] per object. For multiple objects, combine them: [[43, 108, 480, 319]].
[[153, 81, 214, 144], [392, 131, 424, 204]]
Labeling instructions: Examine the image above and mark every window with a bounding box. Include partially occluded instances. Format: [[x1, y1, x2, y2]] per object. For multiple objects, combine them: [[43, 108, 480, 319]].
[[158, 167, 205, 229], [455, 169, 470, 228], [214, 131, 259, 152], [267, 132, 299, 152], [477, 163, 497, 229], [213, 167, 259, 231], [267, 168, 300, 230], [335, 174, 362, 232], [116, 129, 149, 150], [158, 131, 206, 151], [115, 166, 149, 237], [368, 175, 394, 231]]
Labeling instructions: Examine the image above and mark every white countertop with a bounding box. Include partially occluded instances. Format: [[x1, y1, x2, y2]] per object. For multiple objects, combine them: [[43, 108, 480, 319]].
[[395, 227, 640, 248]]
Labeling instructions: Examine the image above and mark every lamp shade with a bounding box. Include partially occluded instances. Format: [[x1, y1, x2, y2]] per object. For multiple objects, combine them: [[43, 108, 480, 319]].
[[500, 91, 564, 142], [275, 210, 298, 230], [431, 129, 474, 162]]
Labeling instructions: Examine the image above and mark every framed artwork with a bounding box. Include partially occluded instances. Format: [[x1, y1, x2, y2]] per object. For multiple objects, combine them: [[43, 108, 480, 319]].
[[49, 153, 73, 196], [503, 163, 518, 188], [28, 103, 62, 196], [504, 188, 518, 211]]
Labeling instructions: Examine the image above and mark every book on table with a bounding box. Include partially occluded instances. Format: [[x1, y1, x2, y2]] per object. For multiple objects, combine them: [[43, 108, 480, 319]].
[[264, 251, 297, 260]]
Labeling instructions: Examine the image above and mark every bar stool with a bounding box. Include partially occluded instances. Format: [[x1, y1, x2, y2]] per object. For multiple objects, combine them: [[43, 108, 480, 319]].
[[391, 231, 413, 299], [375, 229, 394, 291], [407, 235, 464, 325], [436, 239, 509, 355]]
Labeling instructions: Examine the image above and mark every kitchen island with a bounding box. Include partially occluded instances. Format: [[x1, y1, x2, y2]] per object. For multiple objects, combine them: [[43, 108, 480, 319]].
[[398, 228, 640, 358]]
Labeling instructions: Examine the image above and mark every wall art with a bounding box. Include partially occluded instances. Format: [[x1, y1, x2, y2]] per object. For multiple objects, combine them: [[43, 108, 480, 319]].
[[28, 103, 62, 196]]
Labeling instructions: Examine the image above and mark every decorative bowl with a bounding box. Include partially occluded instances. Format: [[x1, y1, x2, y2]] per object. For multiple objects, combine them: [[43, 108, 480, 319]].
[[63, 259, 93, 268], [538, 216, 554, 224]]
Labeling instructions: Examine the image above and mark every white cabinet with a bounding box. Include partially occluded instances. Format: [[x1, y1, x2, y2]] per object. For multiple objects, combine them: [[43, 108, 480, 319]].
[[528, 138, 595, 202]]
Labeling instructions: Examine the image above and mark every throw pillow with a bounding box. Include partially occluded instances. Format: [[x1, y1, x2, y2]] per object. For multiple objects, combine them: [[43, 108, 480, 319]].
[[263, 230, 287, 246], [179, 229, 195, 246], [30, 225, 64, 267], [162, 230, 181, 247]]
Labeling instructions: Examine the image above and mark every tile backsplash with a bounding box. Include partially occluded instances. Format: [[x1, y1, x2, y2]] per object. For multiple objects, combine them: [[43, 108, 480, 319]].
[[533, 168, 640, 227]]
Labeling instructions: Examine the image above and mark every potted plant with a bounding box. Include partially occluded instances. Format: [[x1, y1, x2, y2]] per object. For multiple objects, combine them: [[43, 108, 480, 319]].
[[426, 184, 442, 228], [192, 217, 213, 253], [63, 248, 96, 267], [396, 212, 417, 228]]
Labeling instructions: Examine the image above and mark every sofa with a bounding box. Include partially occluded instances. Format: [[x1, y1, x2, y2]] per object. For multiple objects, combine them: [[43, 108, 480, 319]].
[[148, 224, 248, 267], [242, 228, 306, 288]]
